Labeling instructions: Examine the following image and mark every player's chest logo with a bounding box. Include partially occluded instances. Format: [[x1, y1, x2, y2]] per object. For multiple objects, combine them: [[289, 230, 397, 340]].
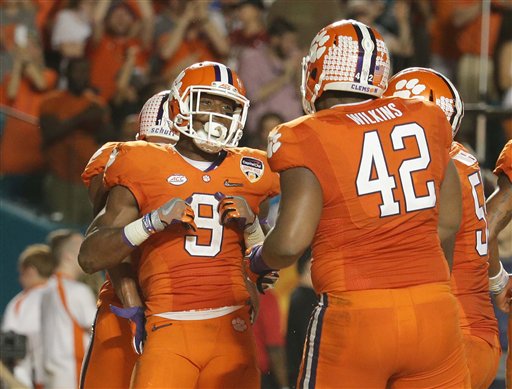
[[167, 174, 188, 186], [240, 157, 264, 183], [224, 178, 243, 187]]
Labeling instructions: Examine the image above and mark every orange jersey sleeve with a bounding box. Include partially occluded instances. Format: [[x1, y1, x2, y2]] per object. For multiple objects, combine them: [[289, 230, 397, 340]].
[[81, 142, 119, 188], [494, 140, 512, 182], [269, 97, 453, 294], [104, 142, 279, 314], [449, 142, 497, 345]]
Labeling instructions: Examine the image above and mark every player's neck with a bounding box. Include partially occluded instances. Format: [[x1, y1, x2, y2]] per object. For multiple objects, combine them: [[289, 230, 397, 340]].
[[174, 139, 219, 162], [315, 92, 376, 111]]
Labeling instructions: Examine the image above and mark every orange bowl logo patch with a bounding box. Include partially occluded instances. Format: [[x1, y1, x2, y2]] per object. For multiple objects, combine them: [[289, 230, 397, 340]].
[[240, 157, 264, 183]]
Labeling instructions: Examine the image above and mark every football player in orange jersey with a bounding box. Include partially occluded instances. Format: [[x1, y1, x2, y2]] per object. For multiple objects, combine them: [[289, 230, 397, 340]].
[[486, 140, 512, 387], [384, 67, 500, 389], [78, 61, 279, 389], [80, 90, 180, 389], [245, 20, 471, 388]]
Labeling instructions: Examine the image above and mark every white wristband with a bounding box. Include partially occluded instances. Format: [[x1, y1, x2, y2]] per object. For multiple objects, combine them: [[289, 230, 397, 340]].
[[244, 221, 265, 249], [489, 261, 509, 295], [122, 216, 151, 247]]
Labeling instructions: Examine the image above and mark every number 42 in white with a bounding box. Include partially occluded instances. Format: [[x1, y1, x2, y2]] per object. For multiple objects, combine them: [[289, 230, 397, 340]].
[[356, 123, 436, 217]]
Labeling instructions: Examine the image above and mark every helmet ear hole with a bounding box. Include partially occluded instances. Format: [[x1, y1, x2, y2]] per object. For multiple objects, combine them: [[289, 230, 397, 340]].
[[311, 68, 318, 81]]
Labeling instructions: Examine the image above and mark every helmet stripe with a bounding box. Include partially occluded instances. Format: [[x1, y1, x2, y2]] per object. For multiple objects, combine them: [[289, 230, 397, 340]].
[[214, 63, 230, 84], [156, 92, 169, 125], [367, 27, 378, 85], [354, 22, 375, 85], [214, 64, 221, 82], [353, 24, 365, 82], [226, 67, 233, 85]]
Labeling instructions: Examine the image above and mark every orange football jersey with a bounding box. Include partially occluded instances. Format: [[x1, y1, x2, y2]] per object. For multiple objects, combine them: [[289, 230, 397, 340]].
[[81, 141, 121, 306], [268, 96, 453, 293], [494, 139, 512, 181], [104, 141, 280, 314], [449, 141, 497, 346], [81, 142, 119, 188]]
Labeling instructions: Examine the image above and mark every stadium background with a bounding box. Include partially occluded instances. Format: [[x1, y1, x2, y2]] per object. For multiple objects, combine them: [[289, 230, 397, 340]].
[[0, 0, 511, 386]]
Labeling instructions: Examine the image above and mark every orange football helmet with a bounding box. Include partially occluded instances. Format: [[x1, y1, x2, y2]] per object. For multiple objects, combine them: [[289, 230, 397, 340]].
[[169, 61, 250, 153], [137, 90, 179, 142], [384, 67, 464, 137], [301, 19, 391, 114]]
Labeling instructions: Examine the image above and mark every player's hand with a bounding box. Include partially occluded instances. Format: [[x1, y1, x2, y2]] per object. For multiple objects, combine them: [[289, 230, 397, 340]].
[[215, 192, 256, 229], [493, 277, 512, 313], [243, 245, 279, 294], [149, 198, 196, 232], [110, 305, 146, 355]]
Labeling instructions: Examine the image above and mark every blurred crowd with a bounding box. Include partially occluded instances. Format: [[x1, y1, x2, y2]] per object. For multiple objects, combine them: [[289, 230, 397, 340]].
[[0, 0, 511, 225], [1, 1, 512, 388]]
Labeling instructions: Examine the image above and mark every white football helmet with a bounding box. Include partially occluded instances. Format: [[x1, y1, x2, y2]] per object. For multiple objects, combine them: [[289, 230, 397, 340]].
[[137, 90, 179, 142], [169, 61, 250, 153]]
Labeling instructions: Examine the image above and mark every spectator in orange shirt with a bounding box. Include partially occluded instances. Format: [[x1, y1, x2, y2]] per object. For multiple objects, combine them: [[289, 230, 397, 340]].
[[157, 0, 229, 81], [453, 0, 509, 145], [88, 0, 150, 102], [1, 32, 57, 118], [39, 58, 111, 225], [430, 0, 460, 81], [0, 32, 57, 189]]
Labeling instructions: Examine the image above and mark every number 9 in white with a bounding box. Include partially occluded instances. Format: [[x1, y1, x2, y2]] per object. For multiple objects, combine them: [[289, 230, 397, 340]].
[[185, 194, 224, 257]]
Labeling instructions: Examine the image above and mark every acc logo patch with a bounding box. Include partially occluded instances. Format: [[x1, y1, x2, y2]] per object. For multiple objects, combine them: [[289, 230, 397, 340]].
[[240, 157, 264, 183], [167, 174, 187, 186]]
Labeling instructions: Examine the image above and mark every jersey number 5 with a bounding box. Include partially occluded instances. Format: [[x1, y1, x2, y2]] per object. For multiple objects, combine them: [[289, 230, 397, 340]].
[[356, 123, 436, 217], [468, 171, 488, 256]]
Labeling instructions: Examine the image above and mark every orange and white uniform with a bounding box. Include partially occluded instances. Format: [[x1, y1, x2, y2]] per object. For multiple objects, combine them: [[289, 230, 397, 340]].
[[41, 273, 97, 389], [450, 141, 500, 388], [269, 96, 470, 388], [103, 141, 279, 389], [79, 141, 142, 389], [493, 140, 512, 386]]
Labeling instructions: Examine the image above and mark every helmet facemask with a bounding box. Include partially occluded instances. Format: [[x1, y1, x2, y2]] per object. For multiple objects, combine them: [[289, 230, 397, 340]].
[[172, 84, 249, 154]]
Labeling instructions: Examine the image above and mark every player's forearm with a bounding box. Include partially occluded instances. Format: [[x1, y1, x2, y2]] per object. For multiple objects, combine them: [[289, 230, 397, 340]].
[[108, 262, 143, 307], [486, 187, 512, 240], [6, 60, 23, 100], [78, 229, 134, 273], [488, 237, 501, 278], [262, 227, 306, 269], [159, 20, 188, 60], [23, 62, 47, 91], [202, 21, 229, 57], [452, 2, 481, 28]]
